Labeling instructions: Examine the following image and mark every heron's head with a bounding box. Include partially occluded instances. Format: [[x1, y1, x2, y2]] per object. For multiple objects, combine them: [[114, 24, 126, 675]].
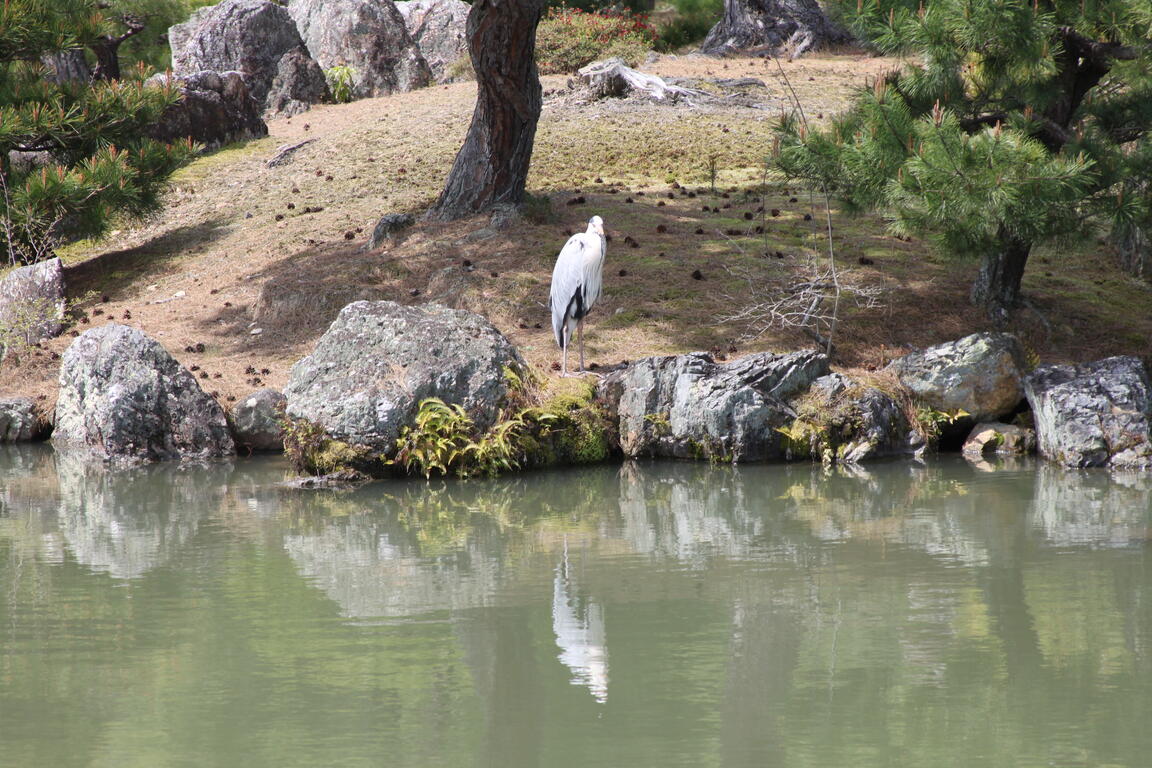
[[588, 216, 605, 237]]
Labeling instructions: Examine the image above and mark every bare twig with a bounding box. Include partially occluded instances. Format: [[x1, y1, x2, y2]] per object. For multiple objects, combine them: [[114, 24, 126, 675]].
[[721, 256, 883, 348], [266, 138, 317, 168], [721, 56, 864, 356]]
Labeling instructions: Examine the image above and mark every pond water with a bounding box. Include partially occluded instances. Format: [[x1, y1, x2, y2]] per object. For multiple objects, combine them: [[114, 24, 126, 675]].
[[1, 444, 1150, 768]]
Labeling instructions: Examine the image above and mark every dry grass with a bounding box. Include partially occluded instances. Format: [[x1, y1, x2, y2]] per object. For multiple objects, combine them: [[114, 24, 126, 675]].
[[2, 52, 1148, 413]]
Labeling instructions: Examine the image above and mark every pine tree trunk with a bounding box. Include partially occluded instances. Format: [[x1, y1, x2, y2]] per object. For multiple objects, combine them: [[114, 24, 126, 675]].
[[1114, 220, 1150, 280], [428, 0, 544, 221], [701, 0, 849, 58], [970, 230, 1031, 323], [42, 50, 91, 83], [91, 38, 122, 81]]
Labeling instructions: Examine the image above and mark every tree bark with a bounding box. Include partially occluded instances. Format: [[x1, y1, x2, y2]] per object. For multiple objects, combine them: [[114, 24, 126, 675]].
[[428, 0, 544, 221], [701, 0, 850, 58], [41, 50, 91, 83], [1114, 220, 1150, 281], [970, 229, 1032, 323], [89, 20, 146, 82], [90, 38, 122, 81]]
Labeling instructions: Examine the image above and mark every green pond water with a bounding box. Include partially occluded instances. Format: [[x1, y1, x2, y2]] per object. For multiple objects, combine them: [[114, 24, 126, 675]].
[[1, 444, 1150, 768]]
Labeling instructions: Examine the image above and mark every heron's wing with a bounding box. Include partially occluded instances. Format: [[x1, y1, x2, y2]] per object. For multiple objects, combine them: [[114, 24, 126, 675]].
[[550, 234, 588, 348], [581, 236, 605, 311]]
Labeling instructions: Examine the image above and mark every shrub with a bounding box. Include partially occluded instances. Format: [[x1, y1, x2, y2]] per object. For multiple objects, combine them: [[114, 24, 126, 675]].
[[325, 65, 356, 103], [536, 5, 657, 74], [654, 0, 722, 51]]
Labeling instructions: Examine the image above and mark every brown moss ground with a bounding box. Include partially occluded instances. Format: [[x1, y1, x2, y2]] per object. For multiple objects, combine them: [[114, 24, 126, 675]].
[[2, 53, 1149, 414]]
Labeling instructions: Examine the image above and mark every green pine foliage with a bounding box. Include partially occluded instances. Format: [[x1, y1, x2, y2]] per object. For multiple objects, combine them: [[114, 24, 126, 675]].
[[778, 0, 1152, 316], [1, 0, 192, 265], [107, 0, 219, 75]]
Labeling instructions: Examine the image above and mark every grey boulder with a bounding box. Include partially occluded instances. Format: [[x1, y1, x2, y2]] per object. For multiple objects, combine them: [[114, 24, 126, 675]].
[[888, 332, 1026, 423], [598, 350, 829, 461], [53, 324, 235, 462], [0, 257, 65, 358], [170, 0, 322, 113], [229, 388, 287, 452], [367, 212, 415, 249], [0, 397, 47, 442], [284, 301, 525, 453], [145, 70, 268, 148], [42, 49, 91, 83], [1024, 356, 1152, 469], [288, 0, 432, 98], [397, 0, 470, 82], [265, 46, 331, 117], [962, 422, 1036, 462]]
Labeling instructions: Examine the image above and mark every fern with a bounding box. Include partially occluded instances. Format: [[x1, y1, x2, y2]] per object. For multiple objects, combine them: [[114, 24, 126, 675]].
[[391, 398, 556, 479]]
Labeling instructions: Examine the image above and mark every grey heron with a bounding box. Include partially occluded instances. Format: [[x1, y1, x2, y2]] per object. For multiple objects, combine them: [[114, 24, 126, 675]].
[[549, 215, 606, 376]]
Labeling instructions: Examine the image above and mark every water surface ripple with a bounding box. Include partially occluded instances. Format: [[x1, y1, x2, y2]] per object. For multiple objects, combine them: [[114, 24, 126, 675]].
[[1, 445, 1150, 767]]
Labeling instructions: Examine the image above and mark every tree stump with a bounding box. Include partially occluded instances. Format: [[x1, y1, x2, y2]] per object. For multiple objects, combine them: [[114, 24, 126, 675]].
[[578, 58, 703, 102], [701, 0, 851, 59]]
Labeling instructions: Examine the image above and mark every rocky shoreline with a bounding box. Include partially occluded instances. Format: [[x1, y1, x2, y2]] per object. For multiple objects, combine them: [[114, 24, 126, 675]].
[[3, 293, 1149, 476]]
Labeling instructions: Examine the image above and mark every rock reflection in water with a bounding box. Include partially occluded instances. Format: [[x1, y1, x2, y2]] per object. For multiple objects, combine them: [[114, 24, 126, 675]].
[[0, 448, 229, 579], [53, 451, 230, 579], [276, 469, 624, 619], [1031, 465, 1152, 547], [274, 459, 1152, 623]]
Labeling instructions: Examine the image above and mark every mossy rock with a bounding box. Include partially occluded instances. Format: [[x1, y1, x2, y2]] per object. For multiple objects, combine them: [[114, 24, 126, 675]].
[[519, 383, 617, 468], [282, 416, 381, 479], [785, 373, 925, 465], [284, 377, 618, 479]]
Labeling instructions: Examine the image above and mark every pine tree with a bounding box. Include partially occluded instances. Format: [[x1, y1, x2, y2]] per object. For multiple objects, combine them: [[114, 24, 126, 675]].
[[0, 0, 192, 265], [776, 0, 1152, 321], [430, 0, 546, 221]]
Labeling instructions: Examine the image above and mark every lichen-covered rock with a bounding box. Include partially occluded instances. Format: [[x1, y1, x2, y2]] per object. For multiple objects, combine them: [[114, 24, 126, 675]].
[[788, 373, 924, 464], [0, 257, 65, 357], [288, 0, 432, 98], [397, 0, 470, 82], [265, 46, 331, 117], [0, 397, 47, 442], [368, 212, 415, 249], [53, 324, 235, 462], [888, 333, 1026, 423], [1024, 356, 1152, 469], [598, 350, 829, 461], [284, 301, 525, 454], [962, 422, 1036, 461], [229, 388, 287, 452], [170, 0, 318, 112], [145, 70, 268, 147]]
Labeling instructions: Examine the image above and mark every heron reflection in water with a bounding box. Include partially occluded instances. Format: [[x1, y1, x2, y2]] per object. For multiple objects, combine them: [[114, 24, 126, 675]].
[[552, 538, 608, 703]]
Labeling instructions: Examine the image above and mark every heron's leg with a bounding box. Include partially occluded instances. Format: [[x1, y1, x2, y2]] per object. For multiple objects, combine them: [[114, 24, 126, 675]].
[[577, 319, 586, 372]]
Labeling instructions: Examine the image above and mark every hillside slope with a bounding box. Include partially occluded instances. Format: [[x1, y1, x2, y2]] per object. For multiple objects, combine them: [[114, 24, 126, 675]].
[[3, 53, 1149, 412]]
